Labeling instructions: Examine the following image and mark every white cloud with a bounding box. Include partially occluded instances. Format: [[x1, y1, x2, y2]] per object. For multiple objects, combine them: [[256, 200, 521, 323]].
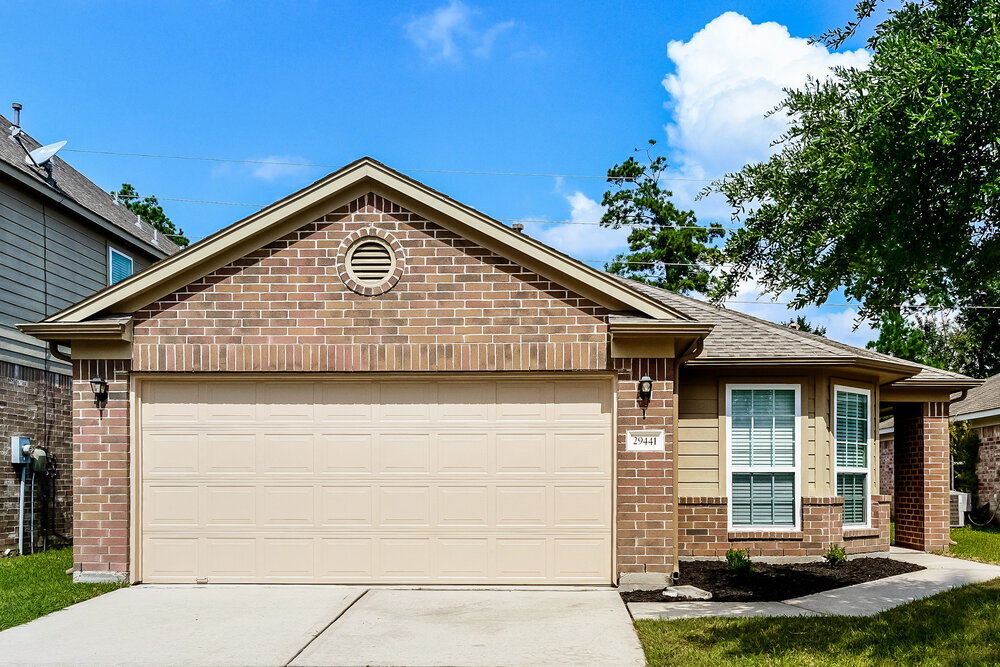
[[663, 11, 870, 178], [404, 1, 516, 63], [525, 191, 629, 260], [212, 155, 314, 182]]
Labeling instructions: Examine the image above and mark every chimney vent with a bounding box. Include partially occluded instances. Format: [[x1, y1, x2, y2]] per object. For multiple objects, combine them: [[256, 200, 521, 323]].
[[11, 102, 21, 128], [512, 223, 525, 234]]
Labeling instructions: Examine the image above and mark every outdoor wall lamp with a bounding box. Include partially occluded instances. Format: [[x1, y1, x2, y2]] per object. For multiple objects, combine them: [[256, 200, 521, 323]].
[[90, 377, 109, 406], [638, 375, 653, 403]]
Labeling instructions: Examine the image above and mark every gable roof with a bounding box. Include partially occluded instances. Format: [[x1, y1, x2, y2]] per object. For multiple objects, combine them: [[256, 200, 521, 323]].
[[0, 114, 180, 258], [612, 277, 980, 387], [31, 157, 689, 325]]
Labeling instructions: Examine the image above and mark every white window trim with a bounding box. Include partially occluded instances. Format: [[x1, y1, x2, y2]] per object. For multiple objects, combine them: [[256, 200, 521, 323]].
[[108, 247, 134, 285], [834, 385, 872, 529], [725, 383, 802, 532]]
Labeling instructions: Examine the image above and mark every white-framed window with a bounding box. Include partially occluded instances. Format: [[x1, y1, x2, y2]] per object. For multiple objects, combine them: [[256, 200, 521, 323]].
[[834, 385, 871, 527], [726, 384, 801, 530], [108, 247, 134, 285]]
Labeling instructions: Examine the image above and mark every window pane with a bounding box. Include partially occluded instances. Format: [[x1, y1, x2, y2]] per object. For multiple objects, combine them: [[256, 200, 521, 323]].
[[110, 251, 134, 285], [835, 391, 868, 468], [732, 473, 795, 526], [730, 389, 796, 469], [838, 473, 867, 524]]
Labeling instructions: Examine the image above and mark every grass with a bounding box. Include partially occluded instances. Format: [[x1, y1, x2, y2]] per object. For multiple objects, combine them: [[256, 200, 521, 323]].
[[0, 548, 125, 631], [635, 578, 1000, 666], [946, 524, 1000, 565]]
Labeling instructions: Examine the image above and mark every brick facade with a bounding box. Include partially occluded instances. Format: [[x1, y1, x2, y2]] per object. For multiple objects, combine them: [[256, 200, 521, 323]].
[[678, 495, 890, 558], [132, 194, 607, 373], [0, 361, 73, 552], [71, 359, 131, 580], [614, 358, 676, 581], [893, 401, 951, 551], [974, 423, 1000, 505], [879, 431, 894, 513]]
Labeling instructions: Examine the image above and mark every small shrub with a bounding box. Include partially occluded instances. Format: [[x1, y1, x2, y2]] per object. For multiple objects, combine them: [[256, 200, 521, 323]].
[[725, 548, 753, 576], [824, 544, 847, 565]]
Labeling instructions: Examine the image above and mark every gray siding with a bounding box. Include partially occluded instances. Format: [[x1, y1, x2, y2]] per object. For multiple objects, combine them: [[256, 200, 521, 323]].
[[0, 178, 156, 373]]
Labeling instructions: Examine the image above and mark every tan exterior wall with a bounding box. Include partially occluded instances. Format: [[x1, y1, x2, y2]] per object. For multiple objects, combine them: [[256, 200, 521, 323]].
[[677, 367, 880, 499]]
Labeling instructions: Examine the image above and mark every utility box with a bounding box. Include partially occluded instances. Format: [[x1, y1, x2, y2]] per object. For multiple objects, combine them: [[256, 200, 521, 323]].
[[10, 436, 29, 465], [951, 491, 970, 528]]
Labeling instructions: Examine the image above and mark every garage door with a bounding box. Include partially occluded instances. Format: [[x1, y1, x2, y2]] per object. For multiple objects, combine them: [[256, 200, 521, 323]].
[[138, 377, 613, 584]]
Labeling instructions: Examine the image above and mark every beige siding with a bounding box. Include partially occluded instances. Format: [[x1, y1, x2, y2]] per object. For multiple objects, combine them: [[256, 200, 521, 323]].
[[677, 368, 878, 498]]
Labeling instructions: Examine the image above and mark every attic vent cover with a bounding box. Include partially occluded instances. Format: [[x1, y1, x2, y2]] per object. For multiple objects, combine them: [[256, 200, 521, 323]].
[[347, 238, 395, 285]]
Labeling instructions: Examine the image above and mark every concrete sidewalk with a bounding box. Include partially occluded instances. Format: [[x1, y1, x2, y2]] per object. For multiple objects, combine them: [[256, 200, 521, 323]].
[[629, 547, 1000, 620]]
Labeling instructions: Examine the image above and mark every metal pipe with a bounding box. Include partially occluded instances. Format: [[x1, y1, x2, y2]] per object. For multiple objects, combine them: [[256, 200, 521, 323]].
[[17, 465, 26, 554], [11, 102, 21, 128]]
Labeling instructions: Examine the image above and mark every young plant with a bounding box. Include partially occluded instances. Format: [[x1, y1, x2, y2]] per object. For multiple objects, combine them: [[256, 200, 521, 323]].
[[824, 544, 847, 566], [725, 548, 753, 577]]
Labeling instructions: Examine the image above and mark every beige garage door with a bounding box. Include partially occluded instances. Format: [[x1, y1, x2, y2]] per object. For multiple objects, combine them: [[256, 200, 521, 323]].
[[138, 377, 613, 584]]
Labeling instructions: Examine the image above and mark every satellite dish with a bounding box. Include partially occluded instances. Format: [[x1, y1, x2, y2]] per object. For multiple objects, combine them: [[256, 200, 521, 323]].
[[26, 140, 67, 167]]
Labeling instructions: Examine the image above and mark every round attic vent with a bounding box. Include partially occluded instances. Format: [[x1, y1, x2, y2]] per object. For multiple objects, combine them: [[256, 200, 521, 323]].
[[347, 238, 395, 285], [337, 228, 404, 296]]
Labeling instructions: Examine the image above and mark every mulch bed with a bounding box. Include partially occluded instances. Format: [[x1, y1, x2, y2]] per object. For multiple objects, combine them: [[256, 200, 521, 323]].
[[621, 558, 925, 603]]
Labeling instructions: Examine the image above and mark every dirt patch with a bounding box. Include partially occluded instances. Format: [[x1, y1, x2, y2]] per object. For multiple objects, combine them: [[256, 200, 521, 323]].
[[621, 558, 924, 603]]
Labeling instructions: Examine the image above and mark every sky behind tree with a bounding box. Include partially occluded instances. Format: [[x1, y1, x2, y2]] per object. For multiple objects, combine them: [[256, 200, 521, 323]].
[[3, 1, 884, 345]]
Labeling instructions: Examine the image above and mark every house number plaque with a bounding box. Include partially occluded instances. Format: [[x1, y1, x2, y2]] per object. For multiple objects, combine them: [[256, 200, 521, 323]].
[[626, 429, 665, 452]]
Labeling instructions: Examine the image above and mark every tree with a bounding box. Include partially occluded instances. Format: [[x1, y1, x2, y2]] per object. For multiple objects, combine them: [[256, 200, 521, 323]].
[[950, 421, 981, 498], [112, 184, 189, 247], [708, 1, 1000, 332], [601, 141, 724, 294], [781, 315, 826, 337]]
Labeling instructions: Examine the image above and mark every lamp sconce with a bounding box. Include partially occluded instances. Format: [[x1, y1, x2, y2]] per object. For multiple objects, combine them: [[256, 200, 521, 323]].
[[638, 375, 653, 417], [90, 377, 109, 407]]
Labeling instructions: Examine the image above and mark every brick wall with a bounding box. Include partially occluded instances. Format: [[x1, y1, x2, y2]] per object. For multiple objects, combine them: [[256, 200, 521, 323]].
[[614, 358, 676, 581], [879, 432, 894, 513], [678, 495, 890, 557], [71, 359, 130, 580], [894, 401, 950, 551], [0, 361, 73, 552], [132, 194, 608, 373], [974, 423, 1000, 505]]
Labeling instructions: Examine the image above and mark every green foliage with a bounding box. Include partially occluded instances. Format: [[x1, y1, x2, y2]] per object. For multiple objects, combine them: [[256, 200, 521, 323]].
[[950, 421, 981, 498], [0, 548, 123, 631], [781, 315, 826, 337], [635, 578, 1000, 666], [824, 544, 848, 566], [724, 548, 753, 577], [709, 1, 1000, 330], [601, 141, 724, 294], [112, 183, 189, 247]]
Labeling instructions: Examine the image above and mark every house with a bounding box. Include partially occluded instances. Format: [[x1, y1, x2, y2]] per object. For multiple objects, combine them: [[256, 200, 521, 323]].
[[19, 158, 979, 586], [880, 374, 1000, 513], [1, 108, 180, 554]]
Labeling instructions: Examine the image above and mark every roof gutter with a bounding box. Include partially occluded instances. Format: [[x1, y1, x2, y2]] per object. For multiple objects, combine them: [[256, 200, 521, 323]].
[[0, 161, 171, 260]]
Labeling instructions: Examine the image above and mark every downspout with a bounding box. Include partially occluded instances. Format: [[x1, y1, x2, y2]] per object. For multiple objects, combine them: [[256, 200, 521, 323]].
[[949, 390, 968, 406], [48, 341, 72, 363], [671, 337, 705, 577]]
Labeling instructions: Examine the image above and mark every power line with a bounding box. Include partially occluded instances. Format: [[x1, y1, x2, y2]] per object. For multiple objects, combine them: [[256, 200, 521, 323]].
[[66, 147, 716, 182]]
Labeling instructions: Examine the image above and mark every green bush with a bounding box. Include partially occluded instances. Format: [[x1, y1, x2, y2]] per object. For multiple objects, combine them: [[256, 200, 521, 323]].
[[824, 544, 847, 565], [725, 548, 753, 576]]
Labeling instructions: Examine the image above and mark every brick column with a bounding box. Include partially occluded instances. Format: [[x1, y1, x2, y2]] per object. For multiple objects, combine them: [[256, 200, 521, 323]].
[[72, 359, 131, 582], [893, 401, 950, 552], [614, 358, 675, 588]]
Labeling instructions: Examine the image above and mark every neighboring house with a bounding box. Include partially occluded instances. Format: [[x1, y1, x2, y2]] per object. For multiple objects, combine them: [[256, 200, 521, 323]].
[[1, 110, 179, 553], [21, 158, 978, 586]]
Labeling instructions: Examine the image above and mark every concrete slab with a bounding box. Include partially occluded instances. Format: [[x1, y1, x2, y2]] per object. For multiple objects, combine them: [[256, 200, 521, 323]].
[[628, 601, 819, 620], [292, 589, 645, 667], [0, 585, 365, 667]]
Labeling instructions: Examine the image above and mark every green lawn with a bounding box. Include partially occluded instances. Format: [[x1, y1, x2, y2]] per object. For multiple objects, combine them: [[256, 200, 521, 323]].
[[0, 548, 125, 631], [635, 578, 1000, 666], [947, 524, 1000, 565]]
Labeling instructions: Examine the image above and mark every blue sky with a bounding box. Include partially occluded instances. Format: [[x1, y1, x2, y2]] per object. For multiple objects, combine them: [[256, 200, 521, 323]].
[[4, 1, 882, 345]]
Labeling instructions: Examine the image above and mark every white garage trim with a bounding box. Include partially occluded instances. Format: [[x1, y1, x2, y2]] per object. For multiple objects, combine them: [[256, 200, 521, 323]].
[[133, 373, 616, 585]]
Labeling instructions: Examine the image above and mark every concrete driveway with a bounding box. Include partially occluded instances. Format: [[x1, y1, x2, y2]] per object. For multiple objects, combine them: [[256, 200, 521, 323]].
[[0, 586, 645, 667]]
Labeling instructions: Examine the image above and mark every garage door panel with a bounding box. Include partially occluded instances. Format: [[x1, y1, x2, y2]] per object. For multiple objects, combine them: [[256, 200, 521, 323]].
[[140, 378, 613, 584], [142, 382, 201, 424]]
